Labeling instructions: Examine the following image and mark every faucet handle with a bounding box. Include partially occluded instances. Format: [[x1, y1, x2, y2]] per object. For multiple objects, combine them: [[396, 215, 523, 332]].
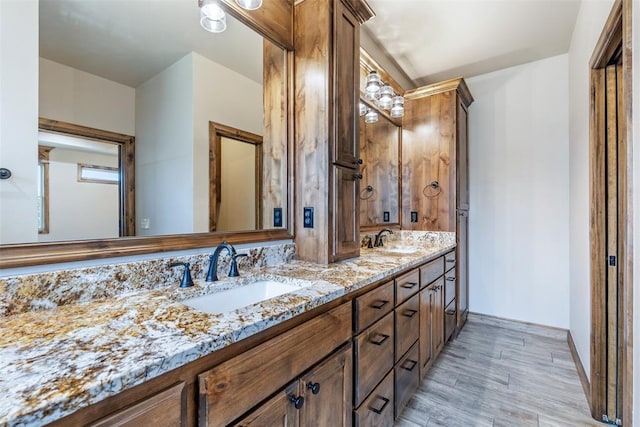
[[229, 253, 248, 277], [169, 262, 194, 288]]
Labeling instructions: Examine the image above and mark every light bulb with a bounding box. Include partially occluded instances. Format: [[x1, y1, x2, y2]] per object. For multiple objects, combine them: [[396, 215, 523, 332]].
[[365, 110, 378, 124], [390, 96, 404, 117], [378, 85, 394, 110], [236, 0, 262, 10], [365, 71, 382, 99], [201, 1, 225, 20], [201, 9, 227, 32]]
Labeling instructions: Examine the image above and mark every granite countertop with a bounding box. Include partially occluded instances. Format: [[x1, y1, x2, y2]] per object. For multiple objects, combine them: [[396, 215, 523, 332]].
[[0, 239, 455, 426]]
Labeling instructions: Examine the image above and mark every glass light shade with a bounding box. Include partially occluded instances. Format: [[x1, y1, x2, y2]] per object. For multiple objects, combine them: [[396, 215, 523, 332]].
[[364, 91, 378, 102], [392, 95, 404, 107], [390, 104, 404, 118], [365, 71, 382, 98], [377, 85, 394, 109], [236, 0, 263, 9], [359, 102, 367, 116], [201, 1, 225, 20], [364, 109, 378, 123], [201, 10, 227, 33]]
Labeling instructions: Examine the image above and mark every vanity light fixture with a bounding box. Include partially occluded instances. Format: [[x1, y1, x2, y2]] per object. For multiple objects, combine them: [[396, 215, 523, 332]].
[[359, 102, 368, 117], [364, 109, 379, 124], [199, 0, 227, 33], [236, 0, 263, 10], [390, 96, 405, 118], [377, 85, 394, 110], [363, 71, 405, 117], [365, 71, 382, 100]]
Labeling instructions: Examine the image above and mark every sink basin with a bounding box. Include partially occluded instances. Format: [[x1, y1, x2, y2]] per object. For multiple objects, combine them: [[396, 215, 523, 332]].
[[380, 246, 419, 255], [181, 280, 304, 315]]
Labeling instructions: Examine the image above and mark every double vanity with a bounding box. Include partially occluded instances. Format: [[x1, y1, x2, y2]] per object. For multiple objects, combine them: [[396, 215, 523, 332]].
[[0, 231, 460, 426]]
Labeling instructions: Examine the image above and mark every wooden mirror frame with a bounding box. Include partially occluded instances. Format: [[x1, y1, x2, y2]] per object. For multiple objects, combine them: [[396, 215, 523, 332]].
[[0, 1, 295, 269]]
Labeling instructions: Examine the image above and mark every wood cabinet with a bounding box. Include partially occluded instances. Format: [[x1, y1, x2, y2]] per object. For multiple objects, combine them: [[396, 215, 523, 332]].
[[457, 210, 469, 330], [419, 276, 445, 377], [354, 280, 394, 332], [394, 342, 420, 419], [234, 382, 299, 427], [293, 0, 373, 264], [395, 293, 420, 362], [354, 371, 394, 427]]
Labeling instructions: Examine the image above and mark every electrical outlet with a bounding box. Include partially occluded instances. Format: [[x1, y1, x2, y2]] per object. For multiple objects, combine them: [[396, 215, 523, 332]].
[[410, 211, 418, 223], [383, 211, 390, 222], [303, 207, 314, 228], [141, 218, 150, 229], [274, 208, 283, 227]]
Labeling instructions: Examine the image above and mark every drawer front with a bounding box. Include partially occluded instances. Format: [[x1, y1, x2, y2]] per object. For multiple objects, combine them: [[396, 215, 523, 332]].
[[395, 293, 420, 362], [354, 280, 394, 332], [394, 342, 420, 419], [395, 269, 420, 304], [444, 299, 457, 343], [444, 251, 456, 272], [354, 311, 394, 407], [198, 303, 351, 427], [420, 257, 444, 289], [354, 370, 394, 427], [444, 271, 456, 307]]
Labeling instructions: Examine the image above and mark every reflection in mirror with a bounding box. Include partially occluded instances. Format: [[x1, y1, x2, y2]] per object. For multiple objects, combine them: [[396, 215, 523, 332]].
[[0, 0, 288, 245], [359, 108, 400, 227]]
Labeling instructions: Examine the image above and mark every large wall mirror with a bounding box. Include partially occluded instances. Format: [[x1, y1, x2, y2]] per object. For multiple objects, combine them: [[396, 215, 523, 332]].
[[0, 0, 292, 267]]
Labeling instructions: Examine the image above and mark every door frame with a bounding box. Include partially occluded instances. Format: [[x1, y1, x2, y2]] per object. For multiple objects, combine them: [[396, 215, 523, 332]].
[[589, 0, 633, 423]]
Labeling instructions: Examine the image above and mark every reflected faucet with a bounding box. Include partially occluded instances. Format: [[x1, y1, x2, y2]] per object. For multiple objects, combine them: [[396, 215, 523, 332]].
[[206, 242, 248, 282], [374, 229, 394, 248]]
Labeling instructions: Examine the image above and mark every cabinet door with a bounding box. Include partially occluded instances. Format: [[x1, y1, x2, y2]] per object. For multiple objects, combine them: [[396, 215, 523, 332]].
[[432, 279, 444, 357], [457, 210, 469, 329], [300, 344, 353, 427], [234, 382, 299, 427], [456, 99, 469, 211], [419, 287, 433, 376], [333, 0, 360, 168], [331, 165, 360, 261]]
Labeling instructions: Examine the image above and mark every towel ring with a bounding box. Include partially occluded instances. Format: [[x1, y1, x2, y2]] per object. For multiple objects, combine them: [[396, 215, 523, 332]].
[[422, 181, 442, 198], [359, 185, 375, 200]]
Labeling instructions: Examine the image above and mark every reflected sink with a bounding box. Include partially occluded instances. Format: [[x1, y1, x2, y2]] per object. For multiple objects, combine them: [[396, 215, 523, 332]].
[[379, 246, 419, 255], [181, 280, 304, 315]]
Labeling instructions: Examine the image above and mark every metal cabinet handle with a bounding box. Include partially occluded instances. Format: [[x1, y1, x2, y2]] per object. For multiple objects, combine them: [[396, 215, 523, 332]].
[[446, 277, 456, 281], [402, 359, 418, 372], [307, 382, 320, 395], [370, 396, 390, 414], [401, 282, 418, 289], [290, 395, 304, 409], [370, 300, 390, 310], [402, 309, 418, 318], [446, 259, 455, 263], [369, 333, 390, 346]]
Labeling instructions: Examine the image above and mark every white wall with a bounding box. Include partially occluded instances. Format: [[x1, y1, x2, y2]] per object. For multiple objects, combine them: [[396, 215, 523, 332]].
[[39, 149, 119, 242], [466, 54, 570, 329], [0, 0, 39, 244], [192, 52, 262, 232], [135, 54, 194, 236], [39, 58, 135, 136], [567, 0, 615, 379]]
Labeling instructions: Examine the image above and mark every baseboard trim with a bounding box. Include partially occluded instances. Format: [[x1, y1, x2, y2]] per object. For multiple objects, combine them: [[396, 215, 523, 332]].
[[567, 330, 591, 409], [468, 312, 568, 333]]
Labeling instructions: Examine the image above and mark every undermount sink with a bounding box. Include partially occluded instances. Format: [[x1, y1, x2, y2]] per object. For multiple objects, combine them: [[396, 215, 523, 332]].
[[380, 246, 419, 255], [181, 280, 305, 315]]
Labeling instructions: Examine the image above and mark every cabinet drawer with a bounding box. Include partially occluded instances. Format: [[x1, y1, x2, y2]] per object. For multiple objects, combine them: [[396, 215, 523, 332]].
[[395, 269, 420, 304], [444, 251, 456, 272], [394, 342, 419, 419], [395, 293, 420, 362], [444, 299, 456, 343], [444, 271, 456, 307], [354, 280, 394, 332], [198, 303, 351, 427], [354, 370, 394, 427], [420, 257, 444, 289], [354, 311, 394, 407]]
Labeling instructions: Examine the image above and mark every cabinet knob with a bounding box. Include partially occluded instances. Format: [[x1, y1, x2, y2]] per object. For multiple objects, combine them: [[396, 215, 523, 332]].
[[307, 382, 321, 395], [356, 158, 363, 165], [354, 173, 363, 180], [290, 395, 305, 409]]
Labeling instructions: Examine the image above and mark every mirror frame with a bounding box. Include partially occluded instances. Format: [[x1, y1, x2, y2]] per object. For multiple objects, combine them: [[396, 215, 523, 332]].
[[0, 1, 295, 269]]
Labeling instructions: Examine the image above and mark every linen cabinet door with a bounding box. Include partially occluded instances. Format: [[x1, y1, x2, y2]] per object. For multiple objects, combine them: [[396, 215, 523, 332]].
[[331, 165, 360, 261], [234, 382, 299, 427]]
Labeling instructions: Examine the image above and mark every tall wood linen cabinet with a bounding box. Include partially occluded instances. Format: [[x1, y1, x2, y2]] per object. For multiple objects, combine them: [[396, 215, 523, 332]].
[[401, 78, 473, 333], [294, 0, 374, 264]]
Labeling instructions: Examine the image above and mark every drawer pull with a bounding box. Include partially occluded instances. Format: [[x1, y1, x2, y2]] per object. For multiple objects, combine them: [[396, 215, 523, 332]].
[[289, 395, 304, 409], [445, 308, 456, 315], [446, 277, 456, 281], [369, 333, 390, 346], [446, 259, 455, 263], [307, 382, 320, 395], [401, 282, 418, 289], [370, 300, 390, 310], [369, 396, 390, 415], [402, 309, 418, 318], [401, 359, 418, 372]]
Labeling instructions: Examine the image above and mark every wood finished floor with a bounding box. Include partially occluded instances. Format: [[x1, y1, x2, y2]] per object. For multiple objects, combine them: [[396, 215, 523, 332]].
[[395, 314, 601, 427]]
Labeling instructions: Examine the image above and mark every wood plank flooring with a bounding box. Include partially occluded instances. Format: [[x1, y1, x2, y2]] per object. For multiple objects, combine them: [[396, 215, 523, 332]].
[[396, 314, 601, 427]]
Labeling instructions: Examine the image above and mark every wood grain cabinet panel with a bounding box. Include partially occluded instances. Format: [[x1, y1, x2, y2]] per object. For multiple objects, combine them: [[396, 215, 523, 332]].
[[354, 370, 394, 427], [233, 382, 299, 427], [419, 257, 444, 289], [431, 278, 445, 358], [395, 293, 420, 362], [395, 269, 420, 305], [198, 304, 351, 426], [89, 383, 185, 427], [354, 280, 394, 332], [354, 311, 394, 407], [444, 271, 456, 308], [394, 342, 420, 419], [332, 165, 361, 261], [444, 299, 456, 343], [444, 251, 456, 272]]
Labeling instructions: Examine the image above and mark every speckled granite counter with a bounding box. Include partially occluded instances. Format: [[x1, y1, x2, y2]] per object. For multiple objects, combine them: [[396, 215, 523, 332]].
[[0, 232, 454, 426]]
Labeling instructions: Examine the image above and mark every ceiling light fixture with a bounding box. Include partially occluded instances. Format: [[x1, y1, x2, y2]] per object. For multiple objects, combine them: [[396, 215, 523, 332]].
[[236, 0, 263, 10], [363, 71, 405, 117], [199, 0, 227, 33]]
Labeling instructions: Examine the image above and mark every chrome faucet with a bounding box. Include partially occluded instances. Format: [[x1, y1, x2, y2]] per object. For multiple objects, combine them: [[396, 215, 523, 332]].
[[206, 242, 248, 282], [374, 229, 394, 247]]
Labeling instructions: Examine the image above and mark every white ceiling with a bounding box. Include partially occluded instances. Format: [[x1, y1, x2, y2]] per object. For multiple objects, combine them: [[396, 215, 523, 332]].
[[363, 0, 582, 88], [39, 0, 264, 88]]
